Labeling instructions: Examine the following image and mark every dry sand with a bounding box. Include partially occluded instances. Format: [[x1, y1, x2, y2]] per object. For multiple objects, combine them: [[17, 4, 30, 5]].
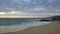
[[5, 22, 60, 34]]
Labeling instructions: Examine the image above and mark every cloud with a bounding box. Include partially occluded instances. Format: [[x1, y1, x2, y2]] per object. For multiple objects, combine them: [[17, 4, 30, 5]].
[[25, 7, 60, 16], [0, 10, 35, 16], [0, 0, 60, 16], [0, 7, 60, 16], [30, 7, 47, 11]]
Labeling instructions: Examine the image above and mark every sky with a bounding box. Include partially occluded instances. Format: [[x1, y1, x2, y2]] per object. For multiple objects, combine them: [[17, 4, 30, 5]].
[[0, 0, 60, 16]]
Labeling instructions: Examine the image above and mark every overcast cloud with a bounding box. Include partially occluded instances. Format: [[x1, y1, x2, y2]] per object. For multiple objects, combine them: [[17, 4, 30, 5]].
[[0, 0, 60, 16]]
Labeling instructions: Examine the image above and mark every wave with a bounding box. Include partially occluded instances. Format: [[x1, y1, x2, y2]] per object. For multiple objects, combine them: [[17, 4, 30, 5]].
[[0, 18, 52, 33]]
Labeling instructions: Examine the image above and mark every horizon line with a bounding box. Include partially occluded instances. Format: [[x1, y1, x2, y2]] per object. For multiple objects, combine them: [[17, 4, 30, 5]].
[[0, 16, 50, 18]]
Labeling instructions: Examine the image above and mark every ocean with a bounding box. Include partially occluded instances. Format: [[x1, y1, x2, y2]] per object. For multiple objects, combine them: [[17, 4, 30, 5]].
[[0, 18, 52, 33]]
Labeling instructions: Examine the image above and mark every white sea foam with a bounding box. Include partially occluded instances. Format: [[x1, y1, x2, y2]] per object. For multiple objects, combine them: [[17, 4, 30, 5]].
[[0, 22, 52, 33]]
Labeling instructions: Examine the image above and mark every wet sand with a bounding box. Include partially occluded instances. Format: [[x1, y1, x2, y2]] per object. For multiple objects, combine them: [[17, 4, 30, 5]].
[[5, 22, 60, 34]]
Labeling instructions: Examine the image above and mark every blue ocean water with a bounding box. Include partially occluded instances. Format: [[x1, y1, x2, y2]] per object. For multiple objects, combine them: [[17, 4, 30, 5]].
[[0, 18, 33, 25], [0, 18, 53, 26], [0, 18, 41, 26], [0, 18, 33, 26]]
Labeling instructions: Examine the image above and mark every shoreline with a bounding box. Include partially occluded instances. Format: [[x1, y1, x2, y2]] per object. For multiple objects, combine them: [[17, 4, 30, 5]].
[[5, 22, 60, 34]]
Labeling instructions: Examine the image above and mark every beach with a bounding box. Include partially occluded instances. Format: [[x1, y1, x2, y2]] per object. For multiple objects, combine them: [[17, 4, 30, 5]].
[[0, 0, 60, 34], [5, 22, 60, 34]]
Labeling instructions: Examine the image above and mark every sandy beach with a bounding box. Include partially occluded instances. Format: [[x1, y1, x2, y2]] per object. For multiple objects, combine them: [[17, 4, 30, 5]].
[[4, 22, 60, 34]]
